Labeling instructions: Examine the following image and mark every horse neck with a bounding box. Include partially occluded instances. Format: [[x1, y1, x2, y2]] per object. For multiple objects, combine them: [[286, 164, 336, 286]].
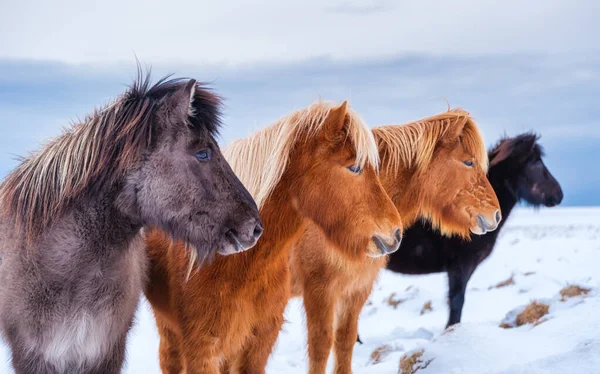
[[380, 164, 423, 227], [43, 186, 141, 255], [243, 185, 305, 263], [487, 164, 519, 235]]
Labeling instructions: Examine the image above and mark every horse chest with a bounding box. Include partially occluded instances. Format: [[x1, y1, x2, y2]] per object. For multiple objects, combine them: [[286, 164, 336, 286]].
[[325, 249, 384, 295], [37, 234, 148, 370], [220, 263, 288, 354], [41, 310, 114, 370]]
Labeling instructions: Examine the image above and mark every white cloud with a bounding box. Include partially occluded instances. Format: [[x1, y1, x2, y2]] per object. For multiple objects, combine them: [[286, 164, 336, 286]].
[[0, 0, 597, 65]]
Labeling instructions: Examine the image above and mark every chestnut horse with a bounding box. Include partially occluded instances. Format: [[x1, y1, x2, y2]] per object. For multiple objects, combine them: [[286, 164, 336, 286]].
[[290, 109, 501, 374], [144, 101, 402, 373], [386, 133, 563, 328]]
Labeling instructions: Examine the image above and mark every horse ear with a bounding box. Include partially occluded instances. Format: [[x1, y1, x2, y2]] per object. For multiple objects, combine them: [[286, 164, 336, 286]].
[[322, 101, 348, 136], [440, 115, 468, 144], [517, 135, 537, 152], [182, 79, 197, 117], [489, 145, 512, 167], [166, 79, 197, 119], [490, 136, 531, 167]]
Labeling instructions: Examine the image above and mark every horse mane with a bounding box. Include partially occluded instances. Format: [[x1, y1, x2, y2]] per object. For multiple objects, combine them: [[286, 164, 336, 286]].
[[0, 72, 222, 243], [373, 108, 488, 175], [223, 101, 379, 209], [488, 132, 543, 166]]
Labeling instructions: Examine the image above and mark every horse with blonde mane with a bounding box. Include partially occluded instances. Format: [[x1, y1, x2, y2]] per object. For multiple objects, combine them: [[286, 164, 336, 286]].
[[0, 73, 261, 374], [144, 101, 402, 374], [387, 133, 563, 328], [290, 109, 501, 374]]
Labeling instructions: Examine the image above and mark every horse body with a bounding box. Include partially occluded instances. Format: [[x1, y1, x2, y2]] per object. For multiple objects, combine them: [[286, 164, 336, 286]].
[[145, 101, 402, 374], [291, 110, 501, 374], [0, 199, 147, 373], [0, 74, 261, 373], [387, 133, 563, 327], [147, 186, 301, 373]]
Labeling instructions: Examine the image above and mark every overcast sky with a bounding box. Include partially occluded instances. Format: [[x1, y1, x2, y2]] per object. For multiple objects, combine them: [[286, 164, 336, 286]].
[[1, 0, 598, 65], [0, 0, 598, 206]]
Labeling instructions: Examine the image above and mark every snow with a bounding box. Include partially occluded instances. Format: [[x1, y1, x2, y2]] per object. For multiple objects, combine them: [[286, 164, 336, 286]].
[[2, 207, 600, 373]]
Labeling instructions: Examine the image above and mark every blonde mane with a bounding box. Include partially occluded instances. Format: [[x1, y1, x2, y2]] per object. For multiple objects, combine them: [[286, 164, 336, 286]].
[[223, 101, 379, 209], [373, 109, 488, 175]]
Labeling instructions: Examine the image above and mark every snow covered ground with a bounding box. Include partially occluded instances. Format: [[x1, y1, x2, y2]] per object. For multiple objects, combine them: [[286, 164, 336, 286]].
[[1, 207, 599, 373]]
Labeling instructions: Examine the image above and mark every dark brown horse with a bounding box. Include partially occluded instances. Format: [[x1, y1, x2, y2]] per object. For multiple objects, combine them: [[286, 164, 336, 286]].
[[0, 73, 261, 373], [386, 133, 563, 328]]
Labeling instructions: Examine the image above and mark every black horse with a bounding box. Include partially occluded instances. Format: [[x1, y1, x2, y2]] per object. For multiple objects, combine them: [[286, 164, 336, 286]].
[[385, 133, 563, 329]]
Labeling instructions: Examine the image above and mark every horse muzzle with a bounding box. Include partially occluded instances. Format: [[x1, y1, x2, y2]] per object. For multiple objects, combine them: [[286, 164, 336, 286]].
[[369, 228, 402, 257], [471, 210, 501, 235]]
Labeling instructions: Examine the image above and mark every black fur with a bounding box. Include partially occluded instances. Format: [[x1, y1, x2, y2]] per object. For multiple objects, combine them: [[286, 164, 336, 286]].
[[386, 133, 563, 328]]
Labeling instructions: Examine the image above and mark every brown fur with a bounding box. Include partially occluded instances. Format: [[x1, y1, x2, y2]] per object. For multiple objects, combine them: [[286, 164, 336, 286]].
[[144, 101, 402, 373], [290, 109, 500, 374]]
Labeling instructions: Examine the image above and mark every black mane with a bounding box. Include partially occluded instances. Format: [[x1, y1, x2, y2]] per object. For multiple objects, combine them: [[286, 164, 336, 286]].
[[381, 133, 562, 333], [128, 70, 222, 137], [488, 132, 544, 166]]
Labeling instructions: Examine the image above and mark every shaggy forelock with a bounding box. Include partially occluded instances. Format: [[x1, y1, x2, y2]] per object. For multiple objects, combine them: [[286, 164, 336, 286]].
[[373, 108, 488, 175]]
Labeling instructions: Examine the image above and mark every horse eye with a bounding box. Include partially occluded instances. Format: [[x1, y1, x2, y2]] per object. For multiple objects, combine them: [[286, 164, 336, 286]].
[[347, 165, 363, 174], [463, 160, 474, 167], [195, 149, 211, 161]]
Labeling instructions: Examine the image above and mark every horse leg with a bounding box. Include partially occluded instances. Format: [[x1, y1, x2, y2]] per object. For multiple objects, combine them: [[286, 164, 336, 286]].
[[304, 287, 336, 374], [181, 337, 220, 374], [446, 263, 476, 328], [155, 317, 185, 374], [178, 318, 220, 374], [333, 290, 369, 374], [231, 312, 285, 374]]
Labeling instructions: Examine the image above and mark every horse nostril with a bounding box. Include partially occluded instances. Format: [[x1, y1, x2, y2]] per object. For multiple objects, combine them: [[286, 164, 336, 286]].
[[226, 228, 239, 241], [253, 223, 264, 240], [547, 194, 562, 207], [393, 228, 402, 243], [555, 190, 564, 204], [494, 210, 502, 225]]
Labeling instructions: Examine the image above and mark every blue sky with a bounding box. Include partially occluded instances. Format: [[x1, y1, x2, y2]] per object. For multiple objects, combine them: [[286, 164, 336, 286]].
[[0, 1, 598, 206]]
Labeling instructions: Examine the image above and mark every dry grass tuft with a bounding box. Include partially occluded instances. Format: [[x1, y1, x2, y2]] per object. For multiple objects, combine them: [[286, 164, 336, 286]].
[[489, 275, 515, 290], [500, 301, 550, 328], [420, 301, 432, 315], [386, 292, 404, 309], [560, 285, 591, 301], [369, 344, 393, 365], [399, 350, 433, 374]]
